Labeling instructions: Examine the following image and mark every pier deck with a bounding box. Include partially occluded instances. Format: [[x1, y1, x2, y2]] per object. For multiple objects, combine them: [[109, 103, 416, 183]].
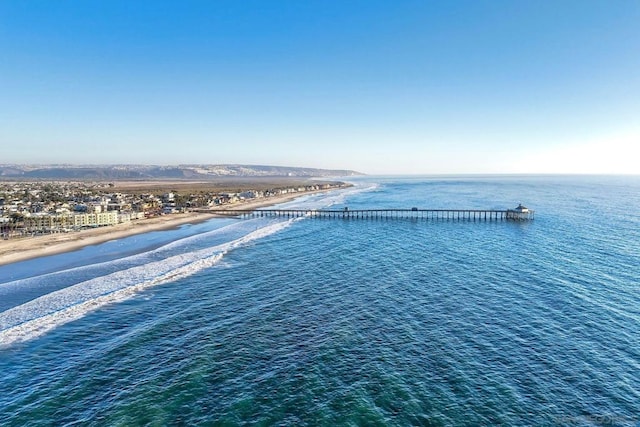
[[202, 208, 534, 221]]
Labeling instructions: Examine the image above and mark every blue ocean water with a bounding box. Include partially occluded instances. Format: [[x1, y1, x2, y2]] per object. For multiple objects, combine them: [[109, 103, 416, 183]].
[[0, 175, 639, 426]]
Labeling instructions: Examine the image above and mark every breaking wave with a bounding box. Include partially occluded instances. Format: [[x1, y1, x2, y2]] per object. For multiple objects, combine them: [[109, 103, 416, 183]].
[[0, 183, 369, 347], [0, 218, 299, 346]]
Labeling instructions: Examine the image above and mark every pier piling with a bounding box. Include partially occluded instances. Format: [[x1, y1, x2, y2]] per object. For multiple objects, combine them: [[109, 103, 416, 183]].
[[204, 206, 534, 222]]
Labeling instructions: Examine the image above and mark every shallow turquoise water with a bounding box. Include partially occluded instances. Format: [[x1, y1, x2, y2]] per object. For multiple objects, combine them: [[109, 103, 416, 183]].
[[1, 176, 639, 425]]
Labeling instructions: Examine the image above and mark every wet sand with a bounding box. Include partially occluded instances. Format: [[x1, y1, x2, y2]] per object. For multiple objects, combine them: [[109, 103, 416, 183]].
[[0, 190, 328, 266]]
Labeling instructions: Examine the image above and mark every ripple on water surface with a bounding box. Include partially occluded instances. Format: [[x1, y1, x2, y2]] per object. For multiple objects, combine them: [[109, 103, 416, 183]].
[[1, 177, 639, 425]]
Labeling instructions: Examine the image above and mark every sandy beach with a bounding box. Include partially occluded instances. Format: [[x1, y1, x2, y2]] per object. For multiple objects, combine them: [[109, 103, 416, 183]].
[[0, 189, 329, 267]]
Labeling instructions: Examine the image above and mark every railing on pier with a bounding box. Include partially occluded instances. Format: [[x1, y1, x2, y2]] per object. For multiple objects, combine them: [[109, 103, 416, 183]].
[[202, 208, 534, 221]]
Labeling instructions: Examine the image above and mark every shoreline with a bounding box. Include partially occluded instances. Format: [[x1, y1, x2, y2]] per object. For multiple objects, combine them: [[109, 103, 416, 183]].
[[0, 188, 332, 267]]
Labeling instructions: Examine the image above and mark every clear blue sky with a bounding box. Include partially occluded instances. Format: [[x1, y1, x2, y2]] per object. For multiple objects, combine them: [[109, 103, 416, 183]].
[[1, 1, 638, 174]]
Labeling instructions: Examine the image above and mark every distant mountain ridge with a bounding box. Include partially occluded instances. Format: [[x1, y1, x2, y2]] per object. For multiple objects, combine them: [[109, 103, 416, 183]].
[[0, 164, 363, 180]]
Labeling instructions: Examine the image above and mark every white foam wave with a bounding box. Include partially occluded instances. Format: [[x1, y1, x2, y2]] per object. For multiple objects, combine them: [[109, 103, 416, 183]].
[[0, 218, 295, 346], [319, 183, 378, 208], [0, 219, 264, 296]]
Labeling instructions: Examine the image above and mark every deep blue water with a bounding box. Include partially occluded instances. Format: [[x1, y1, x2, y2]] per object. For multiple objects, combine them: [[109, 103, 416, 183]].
[[1, 175, 639, 426]]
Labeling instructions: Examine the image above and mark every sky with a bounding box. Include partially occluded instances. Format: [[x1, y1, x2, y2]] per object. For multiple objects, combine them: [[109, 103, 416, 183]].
[[1, 1, 639, 175]]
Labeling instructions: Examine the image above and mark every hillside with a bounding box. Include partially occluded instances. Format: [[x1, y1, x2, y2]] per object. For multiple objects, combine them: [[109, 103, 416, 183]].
[[0, 164, 363, 180]]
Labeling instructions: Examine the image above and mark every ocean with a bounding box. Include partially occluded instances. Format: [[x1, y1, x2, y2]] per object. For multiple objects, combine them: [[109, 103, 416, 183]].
[[1, 175, 639, 426]]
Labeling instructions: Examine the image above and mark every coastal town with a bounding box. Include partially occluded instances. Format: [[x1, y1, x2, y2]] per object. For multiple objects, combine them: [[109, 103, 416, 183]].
[[0, 180, 347, 239]]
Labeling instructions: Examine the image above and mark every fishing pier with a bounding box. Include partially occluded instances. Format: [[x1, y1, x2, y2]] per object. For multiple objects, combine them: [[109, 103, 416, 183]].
[[204, 204, 534, 221]]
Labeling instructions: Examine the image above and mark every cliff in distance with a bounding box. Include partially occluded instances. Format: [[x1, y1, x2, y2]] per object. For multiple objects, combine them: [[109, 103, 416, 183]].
[[0, 164, 363, 180]]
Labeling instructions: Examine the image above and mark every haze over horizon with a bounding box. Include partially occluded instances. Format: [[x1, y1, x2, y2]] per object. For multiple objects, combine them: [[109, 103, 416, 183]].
[[1, 1, 638, 175]]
